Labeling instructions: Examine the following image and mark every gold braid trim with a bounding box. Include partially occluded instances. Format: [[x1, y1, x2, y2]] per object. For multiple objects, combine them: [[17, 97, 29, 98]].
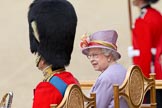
[[91, 40, 117, 50], [43, 66, 65, 81]]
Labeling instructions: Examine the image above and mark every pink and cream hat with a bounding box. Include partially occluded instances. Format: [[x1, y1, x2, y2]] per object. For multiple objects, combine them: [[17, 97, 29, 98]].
[[80, 30, 121, 59]]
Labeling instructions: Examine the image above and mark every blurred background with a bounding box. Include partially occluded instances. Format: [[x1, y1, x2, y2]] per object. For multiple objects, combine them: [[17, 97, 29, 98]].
[[0, 0, 161, 108]]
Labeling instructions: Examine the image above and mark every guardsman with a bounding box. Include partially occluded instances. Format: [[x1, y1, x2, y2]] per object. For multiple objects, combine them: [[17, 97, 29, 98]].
[[128, 0, 162, 107], [128, 0, 162, 79], [27, 0, 78, 108]]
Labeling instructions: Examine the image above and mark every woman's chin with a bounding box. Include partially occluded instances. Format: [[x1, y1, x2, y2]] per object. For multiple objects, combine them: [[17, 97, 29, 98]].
[[94, 67, 100, 71]]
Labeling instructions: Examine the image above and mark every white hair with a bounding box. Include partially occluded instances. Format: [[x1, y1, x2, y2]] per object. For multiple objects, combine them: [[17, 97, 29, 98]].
[[101, 48, 119, 61]]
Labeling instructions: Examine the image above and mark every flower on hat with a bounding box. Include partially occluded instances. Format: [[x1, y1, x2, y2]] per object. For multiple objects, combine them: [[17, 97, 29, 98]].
[[80, 33, 90, 48]]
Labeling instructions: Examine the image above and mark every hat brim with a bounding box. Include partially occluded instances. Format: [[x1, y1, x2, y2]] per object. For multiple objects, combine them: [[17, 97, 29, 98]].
[[82, 45, 121, 60]]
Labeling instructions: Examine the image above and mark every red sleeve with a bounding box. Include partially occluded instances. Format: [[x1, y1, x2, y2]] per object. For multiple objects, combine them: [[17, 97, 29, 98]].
[[132, 19, 152, 78], [32, 82, 63, 108]]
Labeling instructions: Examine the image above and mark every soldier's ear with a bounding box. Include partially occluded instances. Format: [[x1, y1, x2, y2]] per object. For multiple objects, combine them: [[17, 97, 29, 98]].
[[40, 58, 46, 66], [37, 58, 46, 70]]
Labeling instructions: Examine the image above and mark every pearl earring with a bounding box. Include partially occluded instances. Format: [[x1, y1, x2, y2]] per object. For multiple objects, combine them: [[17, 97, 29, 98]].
[[108, 59, 111, 62]]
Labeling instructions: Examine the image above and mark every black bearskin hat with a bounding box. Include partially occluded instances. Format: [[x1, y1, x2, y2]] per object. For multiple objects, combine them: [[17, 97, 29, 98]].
[[28, 0, 77, 68]]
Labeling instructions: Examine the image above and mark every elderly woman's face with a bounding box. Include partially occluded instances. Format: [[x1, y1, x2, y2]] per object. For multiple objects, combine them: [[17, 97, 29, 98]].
[[87, 48, 109, 72]]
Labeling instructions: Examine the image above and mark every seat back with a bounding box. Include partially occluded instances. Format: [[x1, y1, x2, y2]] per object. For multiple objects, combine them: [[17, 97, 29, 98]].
[[50, 84, 96, 108], [0, 92, 13, 108], [113, 65, 156, 108]]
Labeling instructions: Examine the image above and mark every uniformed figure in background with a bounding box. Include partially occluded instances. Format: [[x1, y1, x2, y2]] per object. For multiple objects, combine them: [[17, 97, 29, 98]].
[[27, 0, 78, 108], [128, 0, 162, 107], [129, 0, 162, 78]]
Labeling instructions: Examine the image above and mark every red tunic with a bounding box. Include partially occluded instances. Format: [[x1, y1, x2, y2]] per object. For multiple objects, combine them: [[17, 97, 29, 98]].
[[155, 36, 162, 79], [32, 71, 78, 108], [132, 7, 162, 78]]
